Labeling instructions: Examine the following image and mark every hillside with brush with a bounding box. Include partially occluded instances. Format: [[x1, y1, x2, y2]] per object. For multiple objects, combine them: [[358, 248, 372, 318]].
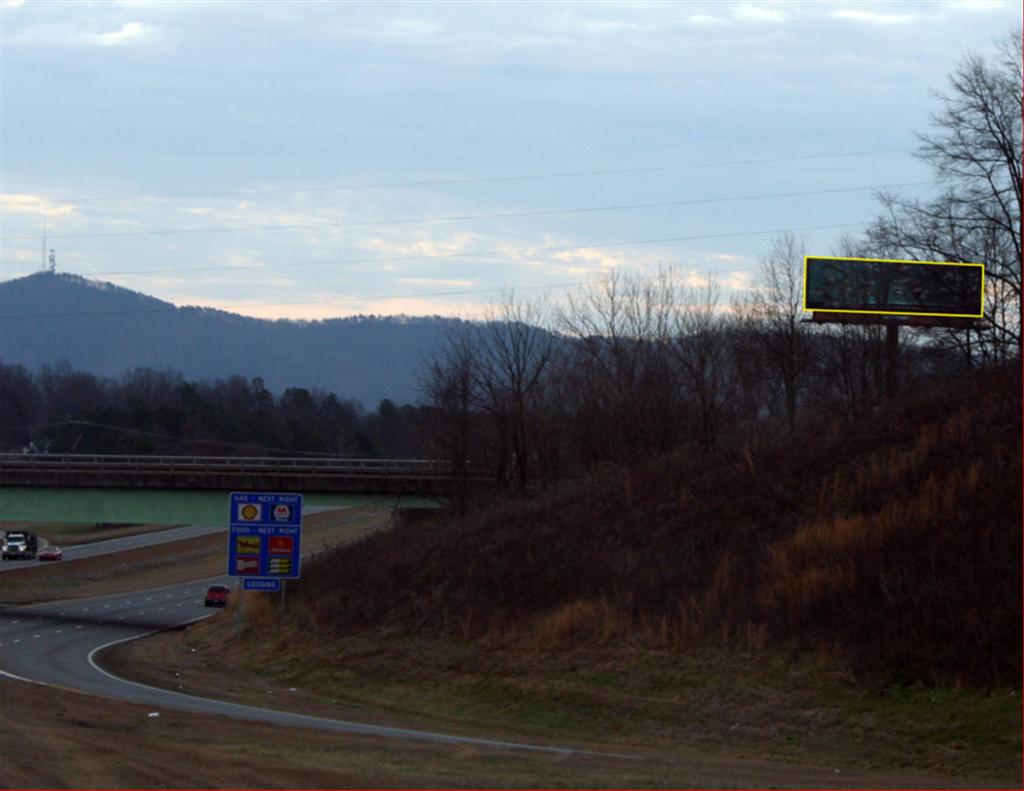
[[292, 365, 1020, 684]]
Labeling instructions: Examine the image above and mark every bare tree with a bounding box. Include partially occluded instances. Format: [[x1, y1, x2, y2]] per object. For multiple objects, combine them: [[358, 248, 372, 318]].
[[557, 268, 681, 467], [672, 275, 729, 453], [733, 232, 809, 427], [419, 320, 478, 505], [868, 31, 1022, 362], [471, 293, 559, 491]]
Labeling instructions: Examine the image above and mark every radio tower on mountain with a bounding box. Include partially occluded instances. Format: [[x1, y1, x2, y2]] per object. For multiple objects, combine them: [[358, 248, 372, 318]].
[[41, 218, 56, 274]]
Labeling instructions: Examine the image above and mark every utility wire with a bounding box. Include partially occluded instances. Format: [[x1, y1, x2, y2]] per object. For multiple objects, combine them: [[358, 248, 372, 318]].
[[84, 219, 869, 279], [0, 218, 870, 320], [2, 180, 929, 242], [41, 148, 913, 204]]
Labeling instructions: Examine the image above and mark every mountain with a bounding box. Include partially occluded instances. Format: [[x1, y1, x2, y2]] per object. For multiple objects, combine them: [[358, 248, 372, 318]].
[[0, 272, 460, 406]]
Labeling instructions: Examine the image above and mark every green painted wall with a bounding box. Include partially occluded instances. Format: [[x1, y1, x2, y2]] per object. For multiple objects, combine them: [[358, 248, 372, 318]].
[[0, 487, 443, 525]]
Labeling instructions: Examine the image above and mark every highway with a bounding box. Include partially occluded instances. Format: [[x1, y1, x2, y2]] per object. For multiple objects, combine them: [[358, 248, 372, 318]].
[[0, 505, 338, 573], [0, 570, 606, 756], [0, 524, 225, 572]]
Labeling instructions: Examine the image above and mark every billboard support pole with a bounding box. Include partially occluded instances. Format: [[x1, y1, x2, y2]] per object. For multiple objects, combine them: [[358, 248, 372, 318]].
[[885, 323, 899, 398]]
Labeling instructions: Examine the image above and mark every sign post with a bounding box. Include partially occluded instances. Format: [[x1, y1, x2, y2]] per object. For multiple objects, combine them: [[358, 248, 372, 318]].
[[228, 493, 302, 615], [803, 256, 987, 398]]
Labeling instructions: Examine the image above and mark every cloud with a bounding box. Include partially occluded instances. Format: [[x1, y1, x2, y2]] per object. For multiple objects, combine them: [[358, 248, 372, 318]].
[[1, 193, 77, 216], [551, 246, 628, 270], [359, 232, 481, 259], [90, 21, 153, 46], [6, 20, 160, 49], [941, 0, 1008, 10], [731, 3, 787, 23], [396, 277, 478, 288], [831, 9, 915, 24], [687, 14, 727, 27]]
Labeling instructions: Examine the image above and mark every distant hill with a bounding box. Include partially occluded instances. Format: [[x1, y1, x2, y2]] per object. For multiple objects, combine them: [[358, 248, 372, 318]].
[[0, 272, 463, 406]]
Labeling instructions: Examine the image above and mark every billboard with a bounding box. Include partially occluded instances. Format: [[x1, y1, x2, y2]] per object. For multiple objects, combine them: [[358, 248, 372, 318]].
[[803, 256, 984, 319]]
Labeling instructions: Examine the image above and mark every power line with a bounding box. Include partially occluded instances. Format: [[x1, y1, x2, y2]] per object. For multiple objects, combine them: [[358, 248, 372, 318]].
[[1, 180, 929, 243], [0, 219, 867, 320], [88, 219, 869, 279], [42, 148, 913, 204], [0, 180, 929, 243]]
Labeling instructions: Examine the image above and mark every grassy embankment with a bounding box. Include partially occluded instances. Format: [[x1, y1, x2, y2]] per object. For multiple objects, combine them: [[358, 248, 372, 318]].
[[109, 365, 1021, 783], [292, 364, 1020, 683]]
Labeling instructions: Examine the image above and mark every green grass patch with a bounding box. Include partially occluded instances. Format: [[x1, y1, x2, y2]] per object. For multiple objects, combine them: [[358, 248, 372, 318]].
[[186, 617, 1020, 784]]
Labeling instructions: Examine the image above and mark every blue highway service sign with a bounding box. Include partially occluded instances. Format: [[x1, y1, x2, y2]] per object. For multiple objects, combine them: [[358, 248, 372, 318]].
[[228, 492, 302, 579], [243, 578, 282, 592]]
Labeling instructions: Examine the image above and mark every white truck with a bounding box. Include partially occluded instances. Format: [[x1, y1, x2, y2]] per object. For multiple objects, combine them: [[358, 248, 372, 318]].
[[2, 531, 38, 560]]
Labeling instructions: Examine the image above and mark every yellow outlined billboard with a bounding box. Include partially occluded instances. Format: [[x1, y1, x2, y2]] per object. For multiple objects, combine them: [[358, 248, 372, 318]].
[[803, 256, 985, 319]]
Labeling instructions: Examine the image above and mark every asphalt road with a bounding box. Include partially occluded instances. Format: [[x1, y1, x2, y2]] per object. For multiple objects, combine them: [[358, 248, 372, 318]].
[[0, 574, 604, 756], [0, 524, 226, 572], [0, 506, 338, 572]]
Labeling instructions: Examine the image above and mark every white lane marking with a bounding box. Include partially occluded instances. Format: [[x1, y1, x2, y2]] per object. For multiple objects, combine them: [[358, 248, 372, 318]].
[[103, 604, 111, 608], [13, 638, 20, 643], [54, 630, 63, 635], [58, 612, 67, 616], [74, 626, 82, 630], [157, 608, 165, 612], [11, 620, 19, 624], [81, 608, 90, 612], [33, 634, 40, 639]]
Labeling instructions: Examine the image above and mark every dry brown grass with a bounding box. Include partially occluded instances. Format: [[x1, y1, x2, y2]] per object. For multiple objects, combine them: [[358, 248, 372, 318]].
[[533, 598, 633, 649], [286, 365, 1020, 684]]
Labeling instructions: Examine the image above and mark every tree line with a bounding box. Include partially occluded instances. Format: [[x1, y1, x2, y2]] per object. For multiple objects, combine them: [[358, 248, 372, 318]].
[[0, 362, 427, 459], [421, 33, 1020, 499]]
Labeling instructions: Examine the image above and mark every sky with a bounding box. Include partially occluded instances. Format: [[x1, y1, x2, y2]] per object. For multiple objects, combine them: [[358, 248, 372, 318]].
[[0, 0, 1019, 320]]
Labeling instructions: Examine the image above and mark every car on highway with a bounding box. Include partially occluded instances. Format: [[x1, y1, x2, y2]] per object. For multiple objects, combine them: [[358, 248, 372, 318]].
[[37, 545, 63, 562], [204, 584, 230, 607]]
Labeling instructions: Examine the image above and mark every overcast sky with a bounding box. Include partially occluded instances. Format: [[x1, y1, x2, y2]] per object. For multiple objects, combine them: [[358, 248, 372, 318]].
[[0, 0, 1018, 320]]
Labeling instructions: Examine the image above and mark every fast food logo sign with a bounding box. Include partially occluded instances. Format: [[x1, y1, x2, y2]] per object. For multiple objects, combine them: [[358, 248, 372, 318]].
[[227, 492, 302, 580]]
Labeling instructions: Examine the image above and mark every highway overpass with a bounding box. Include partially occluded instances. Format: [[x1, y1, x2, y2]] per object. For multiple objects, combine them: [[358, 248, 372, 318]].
[[0, 454, 477, 523]]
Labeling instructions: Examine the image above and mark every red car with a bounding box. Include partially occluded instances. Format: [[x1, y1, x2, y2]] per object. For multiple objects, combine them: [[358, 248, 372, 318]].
[[204, 584, 230, 607], [37, 545, 62, 562]]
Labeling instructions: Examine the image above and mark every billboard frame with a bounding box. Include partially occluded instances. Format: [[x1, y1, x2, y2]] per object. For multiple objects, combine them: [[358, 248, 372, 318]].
[[802, 255, 985, 320]]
